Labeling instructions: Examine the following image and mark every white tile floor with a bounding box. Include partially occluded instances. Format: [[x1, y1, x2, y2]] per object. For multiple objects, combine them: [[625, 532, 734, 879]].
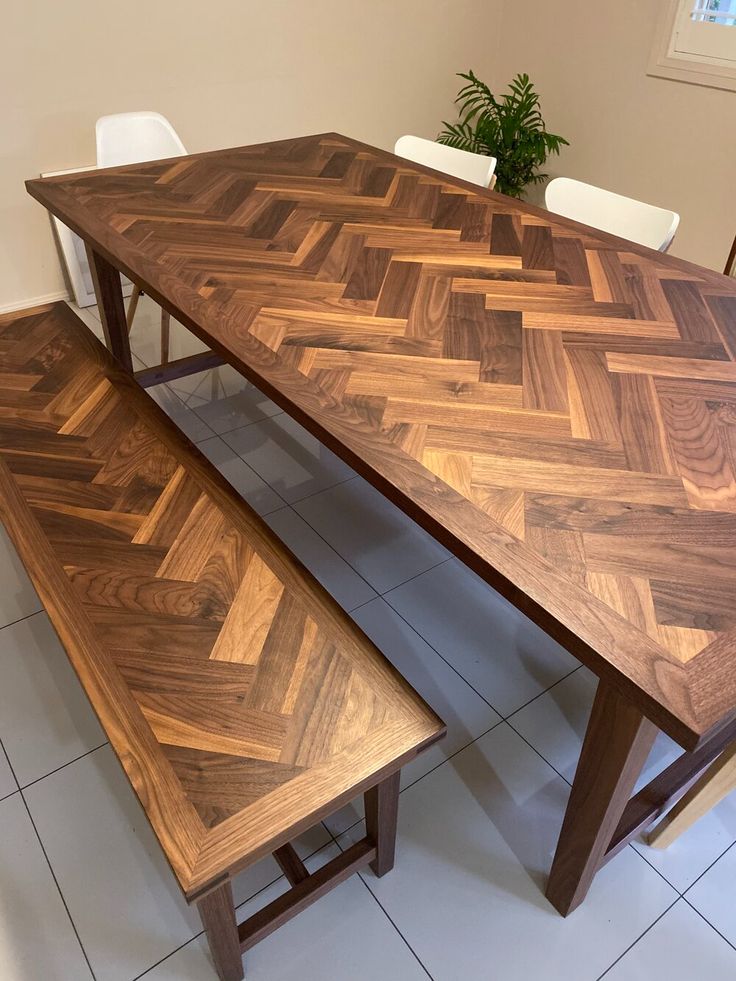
[[1, 297, 736, 979]]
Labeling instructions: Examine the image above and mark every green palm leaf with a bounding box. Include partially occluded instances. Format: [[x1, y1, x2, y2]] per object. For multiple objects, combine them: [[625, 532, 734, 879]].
[[437, 70, 569, 198]]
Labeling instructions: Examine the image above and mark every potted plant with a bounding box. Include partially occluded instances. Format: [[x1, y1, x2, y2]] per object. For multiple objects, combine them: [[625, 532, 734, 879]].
[[438, 70, 568, 198]]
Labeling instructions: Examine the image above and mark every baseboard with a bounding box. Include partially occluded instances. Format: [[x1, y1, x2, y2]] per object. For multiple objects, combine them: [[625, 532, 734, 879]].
[[0, 291, 70, 315]]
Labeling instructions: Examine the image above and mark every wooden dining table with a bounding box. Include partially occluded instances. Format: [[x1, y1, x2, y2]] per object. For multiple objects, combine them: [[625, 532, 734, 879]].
[[26, 132, 736, 915]]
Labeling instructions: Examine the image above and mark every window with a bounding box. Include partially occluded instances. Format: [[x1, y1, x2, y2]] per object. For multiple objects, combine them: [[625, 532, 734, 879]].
[[649, 0, 736, 91], [691, 0, 736, 26]]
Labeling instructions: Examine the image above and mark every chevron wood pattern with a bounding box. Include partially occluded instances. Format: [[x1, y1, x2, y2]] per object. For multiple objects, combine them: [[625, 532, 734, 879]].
[[0, 302, 443, 900], [26, 133, 736, 748]]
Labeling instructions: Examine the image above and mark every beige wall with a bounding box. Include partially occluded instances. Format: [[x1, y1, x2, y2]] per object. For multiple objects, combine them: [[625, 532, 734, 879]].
[[4, 0, 733, 310], [492, 0, 736, 270], [1, 0, 502, 310]]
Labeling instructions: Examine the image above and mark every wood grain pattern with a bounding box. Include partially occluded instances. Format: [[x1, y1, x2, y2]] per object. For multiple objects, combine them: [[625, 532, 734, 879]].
[[0, 303, 444, 900], [25, 133, 736, 749], [546, 682, 658, 915], [197, 880, 243, 981]]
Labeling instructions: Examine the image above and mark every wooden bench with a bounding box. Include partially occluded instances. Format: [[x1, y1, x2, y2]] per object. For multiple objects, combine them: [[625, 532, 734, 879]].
[[0, 302, 445, 981]]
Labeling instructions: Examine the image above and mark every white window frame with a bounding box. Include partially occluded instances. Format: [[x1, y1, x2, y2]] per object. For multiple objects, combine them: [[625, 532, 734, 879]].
[[648, 0, 736, 91]]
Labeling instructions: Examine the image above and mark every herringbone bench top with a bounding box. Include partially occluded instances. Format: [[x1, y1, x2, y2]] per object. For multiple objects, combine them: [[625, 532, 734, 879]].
[[26, 133, 736, 747], [0, 302, 444, 900]]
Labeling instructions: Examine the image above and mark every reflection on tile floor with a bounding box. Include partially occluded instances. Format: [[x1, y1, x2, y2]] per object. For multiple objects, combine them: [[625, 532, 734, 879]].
[[0, 302, 735, 979]]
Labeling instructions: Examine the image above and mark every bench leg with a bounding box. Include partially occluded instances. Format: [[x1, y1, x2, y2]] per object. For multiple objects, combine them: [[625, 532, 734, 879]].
[[545, 681, 657, 915], [365, 771, 400, 877], [197, 880, 244, 981]]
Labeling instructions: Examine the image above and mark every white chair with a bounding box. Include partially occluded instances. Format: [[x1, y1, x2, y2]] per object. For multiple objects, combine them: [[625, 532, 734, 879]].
[[95, 112, 188, 362], [96, 111, 187, 168], [394, 135, 497, 190], [545, 177, 679, 253]]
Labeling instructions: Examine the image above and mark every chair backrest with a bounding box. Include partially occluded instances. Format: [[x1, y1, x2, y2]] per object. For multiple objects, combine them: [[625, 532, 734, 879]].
[[96, 111, 187, 169], [545, 177, 679, 253], [394, 135, 496, 189]]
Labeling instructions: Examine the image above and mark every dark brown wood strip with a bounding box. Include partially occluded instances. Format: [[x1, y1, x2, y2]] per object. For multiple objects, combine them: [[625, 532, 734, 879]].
[[662, 280, 723, 345], [522, 328, 568, 412], [342, 246, 392, 300]]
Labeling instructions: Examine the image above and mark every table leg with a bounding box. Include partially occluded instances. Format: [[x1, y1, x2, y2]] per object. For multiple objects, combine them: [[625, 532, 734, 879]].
[[365, 771, 400, 876], [197, 879, 244, 981], [545, 680, 657, 916], [84, 244, 134, 373]]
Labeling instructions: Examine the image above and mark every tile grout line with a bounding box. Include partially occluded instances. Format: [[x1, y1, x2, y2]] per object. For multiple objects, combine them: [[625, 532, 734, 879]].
[[377, 594, 502, 712], [0, 734, 99, 981], [681, 893, 736, 955], [29, 308, 736, 972], [287, 471, 358, 507], [151, 380, 219, 443], [196, 447, 291, 516], [503, 663, 583, 725], [682, 836, 736, 896], [504, 715, 580, 789], [18, 793, 100, 981], [631, 824, 736, 907], [380, 591, 579, 723], [504, 710, 736, 904], [355, 874, 436, 980], [328, 716, 507, 842], [502, 702, 713, 900], [18, 741, 110, 793], [254, 458, 450, 564], [132, 837, 335, 979], [265, 493, 383, 600], [192, 404, 286, 438], [291, 477, 455, 594], [625, 839, 689, 896], [398, 716, 506, 798], [321, 818, 435, 980], [0, 606, 45, 634], [0, 739, 19, 801], [328, 712, 691, 910], [594, 895, 681, 980]]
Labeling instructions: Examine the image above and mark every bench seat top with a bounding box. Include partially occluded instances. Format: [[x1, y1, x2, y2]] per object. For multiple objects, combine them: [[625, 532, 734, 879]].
[[0, 303, 444, 900]]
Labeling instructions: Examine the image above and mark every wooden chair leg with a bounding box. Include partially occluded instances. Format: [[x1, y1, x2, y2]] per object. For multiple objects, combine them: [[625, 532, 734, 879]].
[[364, 770, 400, 877], [545, 681, 657, 916], [126, 285, 141, 333], [724, 232, 736, 277], [161, 308, 171, 365], [197, 880, 244, 981], [647, 742, 736, 849]]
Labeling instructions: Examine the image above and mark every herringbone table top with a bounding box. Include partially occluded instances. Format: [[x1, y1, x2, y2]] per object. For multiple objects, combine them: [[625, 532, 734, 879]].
[[0, 302, 443, 898], [27, 133, 736, 746]]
